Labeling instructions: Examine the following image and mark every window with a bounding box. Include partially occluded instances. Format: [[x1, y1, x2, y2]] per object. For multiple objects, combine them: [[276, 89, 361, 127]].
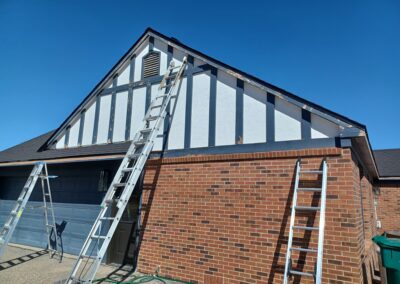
[[142, 51, 160, 78]]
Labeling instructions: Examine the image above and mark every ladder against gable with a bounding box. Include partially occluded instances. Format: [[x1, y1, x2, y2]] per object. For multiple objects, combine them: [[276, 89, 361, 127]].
[[65, 58, 187, 284]]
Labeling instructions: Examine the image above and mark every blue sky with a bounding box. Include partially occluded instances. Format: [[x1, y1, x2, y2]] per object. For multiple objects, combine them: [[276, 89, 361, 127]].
[[0, 0, 399, 151]]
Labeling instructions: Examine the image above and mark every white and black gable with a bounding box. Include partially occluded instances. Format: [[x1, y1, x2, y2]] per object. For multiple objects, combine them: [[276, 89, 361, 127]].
[[44, 28, 364, 153]]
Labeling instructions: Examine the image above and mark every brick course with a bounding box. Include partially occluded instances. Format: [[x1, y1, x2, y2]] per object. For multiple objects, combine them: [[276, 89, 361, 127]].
[[135, 147, 379, 283], [376, 183, 400, 233]]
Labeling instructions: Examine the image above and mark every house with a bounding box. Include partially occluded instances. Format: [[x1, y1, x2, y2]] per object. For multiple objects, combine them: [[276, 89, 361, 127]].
[[0, 27, 399, 283]]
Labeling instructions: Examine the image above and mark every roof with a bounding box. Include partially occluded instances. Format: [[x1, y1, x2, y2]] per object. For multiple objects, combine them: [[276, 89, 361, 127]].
[[374, 149, 400, 178], [0, 131, 129, 164]]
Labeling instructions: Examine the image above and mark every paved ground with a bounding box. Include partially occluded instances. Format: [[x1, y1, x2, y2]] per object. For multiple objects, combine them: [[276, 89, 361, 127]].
[[0, 245, 186, 284]]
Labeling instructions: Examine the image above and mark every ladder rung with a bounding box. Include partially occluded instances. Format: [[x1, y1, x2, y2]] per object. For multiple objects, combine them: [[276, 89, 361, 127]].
[[292, 226, 319, 231], [100, 217, 115, 221], [46, 224, 55, 228], [10, 211, 17, 216], [17, 198, 24, 203], [290, 247, 318, 253], [161, 84, 173, 89], [128, 153, 140, 159], [140, 128, 152, 134], [297, 188, 322, 192], [91, 235, 107, 240], [44, 193, 51, 196], [155, 94, 176, 100], [113, 183, 126, 187], [122, 167, 134, 172], [146, 115, 159, 121], [290, 270, 314, 277], [134, 140, 146, 146], [301, 170, 323, 174], [151, 104, 162, 109], [82, 254, 98, 259], [3, 224, 10, 230], [294, 206, 320, 211]]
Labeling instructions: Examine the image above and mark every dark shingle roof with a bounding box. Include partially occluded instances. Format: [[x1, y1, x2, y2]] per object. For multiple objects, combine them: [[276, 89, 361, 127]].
[[0, 130, 129, 164], [374, 149, 400, 177]]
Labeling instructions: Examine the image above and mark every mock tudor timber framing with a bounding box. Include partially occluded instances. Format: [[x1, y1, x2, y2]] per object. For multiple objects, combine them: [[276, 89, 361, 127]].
[[43, 28, 364, 151]]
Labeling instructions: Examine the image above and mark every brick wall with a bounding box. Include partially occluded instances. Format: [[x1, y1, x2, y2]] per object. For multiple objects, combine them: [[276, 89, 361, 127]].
[[376, 183, 400, 233], [136, 147, 378, 283]]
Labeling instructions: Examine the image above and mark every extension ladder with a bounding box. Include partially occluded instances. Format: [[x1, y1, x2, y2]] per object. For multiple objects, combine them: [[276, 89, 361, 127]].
[[283, 159, 328, 284], [65, 57, 188, 284], [0, 162, 61, 260]]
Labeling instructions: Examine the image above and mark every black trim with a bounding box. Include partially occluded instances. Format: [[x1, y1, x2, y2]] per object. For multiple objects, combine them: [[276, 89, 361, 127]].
[[151, 137, 340, 159], [267, 93, 275, 142], [208, 67, 217, 147], [92, 95, 101, 144], [125, 56, 135, 140], [64, 126, 71, 148], [301, 109, 311, 140], [77, 110, 86, 146], [108, 76, 118, 142], [236, 79, 244, 143], [184, 55, 194, 149]]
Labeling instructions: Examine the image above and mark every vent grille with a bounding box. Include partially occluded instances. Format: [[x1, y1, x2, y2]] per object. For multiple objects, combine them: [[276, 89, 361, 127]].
[[143, 51, 160, 78]]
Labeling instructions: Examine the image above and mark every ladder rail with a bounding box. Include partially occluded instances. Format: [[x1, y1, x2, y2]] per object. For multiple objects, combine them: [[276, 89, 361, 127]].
[[283, 160, 301, 284], [66, 57, 187, 284], [283, 159, 328, 284], [42, 163, 61, 259], [315, 160, 328, 284]]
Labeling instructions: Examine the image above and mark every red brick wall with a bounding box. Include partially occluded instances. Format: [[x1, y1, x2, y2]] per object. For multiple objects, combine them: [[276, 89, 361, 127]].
[[136, 148, 378, 283], [376, 183, 400, 233]]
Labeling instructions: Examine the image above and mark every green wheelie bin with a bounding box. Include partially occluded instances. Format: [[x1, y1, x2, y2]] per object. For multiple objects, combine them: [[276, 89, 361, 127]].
[[372, 234, 400, 284]]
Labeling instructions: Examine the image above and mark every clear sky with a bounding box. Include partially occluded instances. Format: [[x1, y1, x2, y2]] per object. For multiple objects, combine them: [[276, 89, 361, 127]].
[[0, 0, 399, 151]]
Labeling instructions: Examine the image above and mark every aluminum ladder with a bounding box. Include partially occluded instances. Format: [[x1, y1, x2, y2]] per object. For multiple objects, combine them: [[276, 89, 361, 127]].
[[0, 162, 61, 260], [283, 159, 328, 284], [65, 57, 187, 284]]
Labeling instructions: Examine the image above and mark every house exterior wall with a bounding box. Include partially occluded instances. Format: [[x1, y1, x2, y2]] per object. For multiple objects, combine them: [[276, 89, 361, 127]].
[[136, 147, 378, 284], [376, 183, 400, 233]]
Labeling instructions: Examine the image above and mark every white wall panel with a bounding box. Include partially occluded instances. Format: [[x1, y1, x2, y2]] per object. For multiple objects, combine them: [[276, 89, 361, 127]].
[[113, 91, 128, 142], [97, 95, 112, 144], [154, 38, 169, 75], [68, 118, 80, 147], [191, 73, 210, 148], [130, 87, 146, 140], [275, 98, 301, 141], [151, 83, 164, 151], [215, 71, 236, 146], [117, 64, 130, 86], [133, 42, 149, 82], [82, 101, 96, 146], [311, 113, 340, 138], [243, 83, 266, 144], [168, 78, 187, 150], [55, 135, 65, 149]]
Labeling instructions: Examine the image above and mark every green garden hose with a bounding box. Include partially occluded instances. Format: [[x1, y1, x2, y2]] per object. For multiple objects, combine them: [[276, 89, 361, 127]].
[[93, 274, 192, 284]]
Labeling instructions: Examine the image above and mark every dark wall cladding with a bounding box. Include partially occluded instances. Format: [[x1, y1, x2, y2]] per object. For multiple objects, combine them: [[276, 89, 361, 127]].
[[0, 160, 121, 204], [0, 159, 123, 255]]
